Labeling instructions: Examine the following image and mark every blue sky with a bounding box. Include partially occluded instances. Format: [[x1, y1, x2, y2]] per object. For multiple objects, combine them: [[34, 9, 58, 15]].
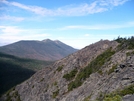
[[0, 0, 134, 49]]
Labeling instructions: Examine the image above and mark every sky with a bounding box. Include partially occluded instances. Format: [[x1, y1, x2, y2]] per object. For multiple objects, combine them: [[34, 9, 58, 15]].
[[0, 0, 134, 49]]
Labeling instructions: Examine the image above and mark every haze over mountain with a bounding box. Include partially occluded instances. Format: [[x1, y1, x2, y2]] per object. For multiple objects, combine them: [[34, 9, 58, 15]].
[[0, 39, 78, 61], [1, 37, 134, 101]]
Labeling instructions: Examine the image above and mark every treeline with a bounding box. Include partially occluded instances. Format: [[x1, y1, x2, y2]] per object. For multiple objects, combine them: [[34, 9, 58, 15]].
[[115, 36, 134, 50]]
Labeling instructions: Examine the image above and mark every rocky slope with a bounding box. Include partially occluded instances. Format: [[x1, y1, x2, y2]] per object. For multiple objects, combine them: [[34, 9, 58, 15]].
[[1, 38, 134, 101], [0, 39, 78, 61]]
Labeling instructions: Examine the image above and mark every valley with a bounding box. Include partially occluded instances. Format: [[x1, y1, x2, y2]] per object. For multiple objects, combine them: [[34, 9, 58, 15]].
[[0, 52, 54, 96]]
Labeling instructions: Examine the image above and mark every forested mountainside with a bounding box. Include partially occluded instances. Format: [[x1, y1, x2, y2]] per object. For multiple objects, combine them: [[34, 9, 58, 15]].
[[1, 37, 134, 101], [0, 39, 78, 61], [0, 52, 53, 96]]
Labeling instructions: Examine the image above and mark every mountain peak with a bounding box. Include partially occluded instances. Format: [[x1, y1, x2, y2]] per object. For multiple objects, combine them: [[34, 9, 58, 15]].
[[42, 39, 52, 42], [54, 40, 60, 42], [0, 39, 78, 61], [54, 40, 62, 44]]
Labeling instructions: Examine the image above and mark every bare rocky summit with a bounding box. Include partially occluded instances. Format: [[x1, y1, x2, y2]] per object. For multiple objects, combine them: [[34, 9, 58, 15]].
[[1, 38, 134, 101]]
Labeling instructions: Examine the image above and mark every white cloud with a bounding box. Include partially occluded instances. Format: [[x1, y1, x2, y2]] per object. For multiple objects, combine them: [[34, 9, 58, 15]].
[[0, 26, 24, 34], [10, 2, 51, 16], [1, 0, 129, 16], [0, 15, 25, 22], [84, 34, 90, 36], [0, 26, 51, 46], [60, 21, 134, 30], [110, 0, 129, 6]]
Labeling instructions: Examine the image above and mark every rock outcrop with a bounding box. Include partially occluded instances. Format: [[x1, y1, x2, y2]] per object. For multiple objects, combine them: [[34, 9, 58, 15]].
[[1, 39, 134, 101]]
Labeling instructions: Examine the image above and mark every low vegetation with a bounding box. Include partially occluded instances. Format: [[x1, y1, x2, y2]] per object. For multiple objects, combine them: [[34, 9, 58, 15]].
[[83, 95, 91, 101], [98, 70, 103, 75], [103, 95, 122, 101], [68, 48, 115, 91], [53, 81, 58, 86], [126, 51, 134, 56], [68, 80, 82, 91], [63, 69, 78, 81], [97, 84, 134, 101], [56, 65, 63, 72], [5, 87, 21, 101], [52, 89, 59, 98], [116, 36, 134, 50], [108, 64, 117, 75], [40, 78, 44, 82], [118, 84, 134, 96]]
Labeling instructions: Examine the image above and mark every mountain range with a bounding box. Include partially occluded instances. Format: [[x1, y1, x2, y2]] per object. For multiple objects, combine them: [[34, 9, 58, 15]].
[[0, 39, 78, 61], [1, 37, 134, 101]]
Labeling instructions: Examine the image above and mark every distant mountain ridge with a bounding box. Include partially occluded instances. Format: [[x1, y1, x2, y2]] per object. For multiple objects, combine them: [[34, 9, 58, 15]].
[[0, 39, 78, 61]]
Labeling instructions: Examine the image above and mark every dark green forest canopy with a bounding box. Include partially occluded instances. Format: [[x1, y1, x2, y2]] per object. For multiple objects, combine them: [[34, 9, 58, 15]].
[[0, 52, 53, 96]]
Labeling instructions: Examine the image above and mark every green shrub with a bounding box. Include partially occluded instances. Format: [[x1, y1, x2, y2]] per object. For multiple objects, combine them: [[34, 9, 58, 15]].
[[68, 80, 82, 91], [32, 85, 34, 88], [6, 89, 21, 101], [116, 36, 134, 50], [83, 95, 91, 101], [63, 69, 78, 81], [52, 89, 59, 98], [108, 64, 117, 75], [40, 78, 44, 82], [98, 70, 103, 75], [115, 36, 127, 43], [131, 51, 134, 54], [103, 95, 122, 101], [126, 52, 131, 56], [126, 51, 134, 56], [56, 65, 63, 72], [53, 81, 57, 86], [102, 84, 134, 101], [119, 85, 134, 96]]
